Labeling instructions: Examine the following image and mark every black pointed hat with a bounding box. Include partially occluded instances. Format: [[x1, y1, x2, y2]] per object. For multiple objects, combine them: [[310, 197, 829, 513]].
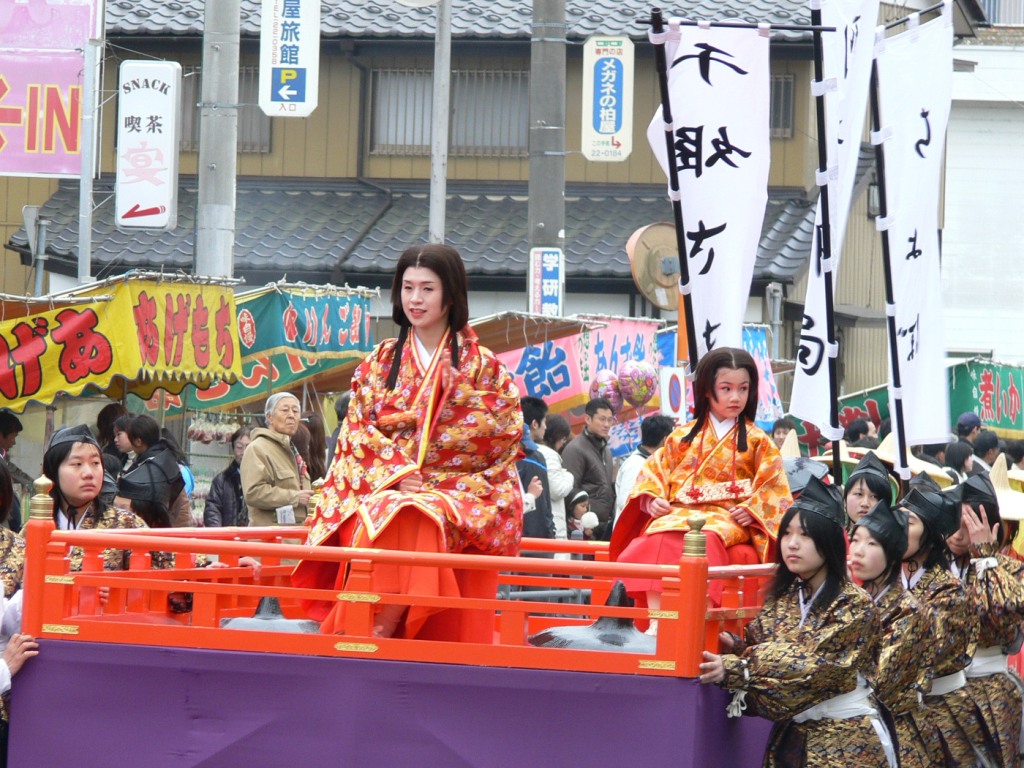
[[954, 472, 999, 511], [784, 457, 830, 495], [854, 499, 908, 557], [898, 487, 961, 540], [45, 424, 100, 455], [847, 451, 897, 503], [792, 475, 846, 528], [908, 471, 942, 493]]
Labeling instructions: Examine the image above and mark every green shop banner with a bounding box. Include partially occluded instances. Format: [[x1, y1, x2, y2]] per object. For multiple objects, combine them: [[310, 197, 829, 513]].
[[140, 284, 375, 413]]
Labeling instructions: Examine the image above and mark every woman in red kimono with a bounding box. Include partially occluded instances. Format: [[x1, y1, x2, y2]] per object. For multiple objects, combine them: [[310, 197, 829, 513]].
[[292, 244, 523, 638], [611, 347, 791, 616]]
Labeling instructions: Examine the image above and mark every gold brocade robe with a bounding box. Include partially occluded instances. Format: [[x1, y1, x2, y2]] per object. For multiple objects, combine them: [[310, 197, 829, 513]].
[[301, 330, 523, 557], [908, 564, 994, 766], [611, 419, 790, 562], [868, 584, 942, 768], [0, 527, 24, 598], [956, 553, 1024, 768], [720, 581, 887, 767]]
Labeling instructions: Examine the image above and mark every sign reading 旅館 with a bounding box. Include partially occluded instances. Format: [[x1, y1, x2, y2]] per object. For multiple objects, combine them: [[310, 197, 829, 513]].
[[259, 0, 321, 117]]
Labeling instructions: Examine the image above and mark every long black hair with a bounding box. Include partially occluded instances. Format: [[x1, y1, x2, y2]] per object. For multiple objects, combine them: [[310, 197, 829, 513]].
[[905, 510, 951, 571], [769, 505, 848, 615], [843, 472, 893, 507], [385, 244, 469, 391], [682, 347, 759, 451], [42, 438, 105, 517], [853, 523, 904, 588]]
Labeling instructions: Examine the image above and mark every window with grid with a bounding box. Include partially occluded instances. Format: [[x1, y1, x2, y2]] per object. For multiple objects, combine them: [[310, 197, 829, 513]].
[[770, 74, 795, 139], [369, 68, 529, 157], [179, 66, 271, 153]]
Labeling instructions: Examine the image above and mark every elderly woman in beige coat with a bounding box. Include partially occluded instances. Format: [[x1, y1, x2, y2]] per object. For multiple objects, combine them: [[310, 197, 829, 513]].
[[241, 393, 313, 526]]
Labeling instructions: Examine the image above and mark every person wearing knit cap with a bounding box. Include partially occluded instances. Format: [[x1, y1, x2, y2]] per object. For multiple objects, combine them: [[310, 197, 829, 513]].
[[842, 452, 897, 529], [699, 476, 893, 766], [944, 472, 1024, 767], [898, 486, 995, 765], [850, 502, 940, 767]]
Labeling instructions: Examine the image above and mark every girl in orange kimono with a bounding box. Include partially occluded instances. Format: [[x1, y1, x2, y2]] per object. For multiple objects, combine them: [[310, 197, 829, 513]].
[[611, 347, 791, 614], [292, 244, 523, 638]]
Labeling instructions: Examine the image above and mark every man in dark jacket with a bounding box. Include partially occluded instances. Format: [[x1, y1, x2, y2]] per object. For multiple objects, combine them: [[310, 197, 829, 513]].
[[562, 397, 616, 538], [517, 397, 554, 540]]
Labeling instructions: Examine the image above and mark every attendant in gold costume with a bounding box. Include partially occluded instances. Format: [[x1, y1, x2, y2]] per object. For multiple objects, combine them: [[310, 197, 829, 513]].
[[292, 245, 523, 638], [611, 347, 791, 612], [900, 486, 997, 765], [0, 464, 23, 600], [946, 472, 1024, 768], [850, 499, 942, 767], [700, 477, 894, 767]]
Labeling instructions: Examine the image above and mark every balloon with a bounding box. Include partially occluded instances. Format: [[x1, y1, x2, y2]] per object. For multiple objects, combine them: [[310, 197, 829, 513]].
[[588, 369, 623, 412], [617, 360, 658, 407]]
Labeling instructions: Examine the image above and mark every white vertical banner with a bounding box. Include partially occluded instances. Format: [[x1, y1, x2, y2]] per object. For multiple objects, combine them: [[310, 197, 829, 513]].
[[875, 5, 953, 445], [646, 26, 770, 357], [790, 0, 879, 432]]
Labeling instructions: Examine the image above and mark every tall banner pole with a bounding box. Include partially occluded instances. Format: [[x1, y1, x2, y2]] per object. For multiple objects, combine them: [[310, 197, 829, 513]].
[[649, 8, 698, 372], [808, 5, 843, 486], [869, 60, 910, 481]]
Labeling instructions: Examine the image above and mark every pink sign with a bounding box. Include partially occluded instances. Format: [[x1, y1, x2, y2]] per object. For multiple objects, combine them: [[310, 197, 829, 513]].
[[0, 0, 101, 178]]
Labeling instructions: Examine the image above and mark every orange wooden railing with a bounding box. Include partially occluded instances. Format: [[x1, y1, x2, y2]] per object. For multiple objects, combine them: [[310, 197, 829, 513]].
[[21, 483, 770, 678]]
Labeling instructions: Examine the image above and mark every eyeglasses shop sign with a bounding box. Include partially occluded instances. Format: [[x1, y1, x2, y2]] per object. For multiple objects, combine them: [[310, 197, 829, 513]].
[[115, 61, 182, 231]]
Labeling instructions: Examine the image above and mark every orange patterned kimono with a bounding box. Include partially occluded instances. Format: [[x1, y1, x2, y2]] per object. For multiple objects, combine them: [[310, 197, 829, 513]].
[[292, 328, 523, 636], [611, 419, 791, 572]]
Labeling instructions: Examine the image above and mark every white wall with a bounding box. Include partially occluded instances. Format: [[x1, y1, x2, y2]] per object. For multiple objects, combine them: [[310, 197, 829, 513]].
[[944, 45, 1024, 362]]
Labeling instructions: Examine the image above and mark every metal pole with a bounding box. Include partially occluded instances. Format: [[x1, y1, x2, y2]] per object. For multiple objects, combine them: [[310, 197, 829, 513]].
[[33, 219, 49, 296], [527, 0, 566, 280], [195, 0, 241, 278], [428, 0, 451, 244], [77, 40, 101, 285], [809, 9, 843, 487]]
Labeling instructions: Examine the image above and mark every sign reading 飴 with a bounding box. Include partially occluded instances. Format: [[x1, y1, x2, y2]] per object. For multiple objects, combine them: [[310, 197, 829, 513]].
[[581, 36, 634, 162], [115, 61, 182, 231], [259, 0, 321, 117]]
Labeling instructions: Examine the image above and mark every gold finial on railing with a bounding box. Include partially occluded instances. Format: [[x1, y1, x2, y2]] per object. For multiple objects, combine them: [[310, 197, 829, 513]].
[[29, 476, 54, 521], [682, 514, 707, 558], [308, 478, 325, 511]]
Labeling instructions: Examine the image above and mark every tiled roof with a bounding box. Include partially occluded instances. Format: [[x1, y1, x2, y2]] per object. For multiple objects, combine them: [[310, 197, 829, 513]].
[[7, 178, 814, 288], [105, 0, 813, 41]]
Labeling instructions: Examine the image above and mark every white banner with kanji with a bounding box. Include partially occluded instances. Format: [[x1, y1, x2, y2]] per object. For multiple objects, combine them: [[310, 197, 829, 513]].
[[790, 0, 880, 435], [875, 4, 953, 447], [647, 26, 770, 358]]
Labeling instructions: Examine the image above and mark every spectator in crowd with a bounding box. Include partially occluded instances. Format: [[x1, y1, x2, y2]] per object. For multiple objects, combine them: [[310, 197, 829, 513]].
[[562, 397, 616, 539], [0, 412, 32, 534], [877, 417, 891, 443], [112, 414, 136, 474], [971, 429, 1000, 474], [566, 488, 599, 541], [1006, 439, 1024, 471], [0, 464, 23, 600], [292, 422, 315, 485], [771, 417, 796, 450], [538, 413, 573, 543], [302, 411, 329, 481], [518, 397, 554, 541], [95, 403, 128, 465], [956, 411, 982, 446], [918, 442, 947, 468], [242, 393, 312, 527], [327, 393, 350, 461], [613, 414, 676, 530], [845, 417, 878, 448], [204, 427, 251, 527], [943, 440, 974, 484], [125, 416, 190, 527]]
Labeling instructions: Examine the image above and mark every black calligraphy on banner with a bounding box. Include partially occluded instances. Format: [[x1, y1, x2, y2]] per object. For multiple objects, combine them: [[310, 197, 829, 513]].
[[915, 109, 931, 158], [897, 313, 920, 361], [797, 314, 826, 376], [906, 230, 922, 260], [672, 43, 748, 85], [687, 220, 727, 276], [673, 126, 750, 178], [702, 319, 721, 352], [844, 17, 862, 79]]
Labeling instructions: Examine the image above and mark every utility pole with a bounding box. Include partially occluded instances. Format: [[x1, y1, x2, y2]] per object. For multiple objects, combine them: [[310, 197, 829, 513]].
[[428, 0, 452, 243], [195, 0, 241, 278], [527, 0, 567, 263]]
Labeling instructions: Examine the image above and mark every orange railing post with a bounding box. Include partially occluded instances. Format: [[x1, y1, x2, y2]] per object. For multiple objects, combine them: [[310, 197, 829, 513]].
[[674, 515, 709, 677], [21, 477, 55, 636]]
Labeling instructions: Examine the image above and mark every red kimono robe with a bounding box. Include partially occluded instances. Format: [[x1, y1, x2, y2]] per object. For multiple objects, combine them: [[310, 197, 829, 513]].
[[292, 328, 523, 637]]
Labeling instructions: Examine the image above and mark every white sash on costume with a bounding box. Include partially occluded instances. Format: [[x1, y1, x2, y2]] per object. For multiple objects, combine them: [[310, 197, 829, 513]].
[[964, 645, 1024, 752], [792, 675, 896, 767], [928, 669, 967, 696]]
